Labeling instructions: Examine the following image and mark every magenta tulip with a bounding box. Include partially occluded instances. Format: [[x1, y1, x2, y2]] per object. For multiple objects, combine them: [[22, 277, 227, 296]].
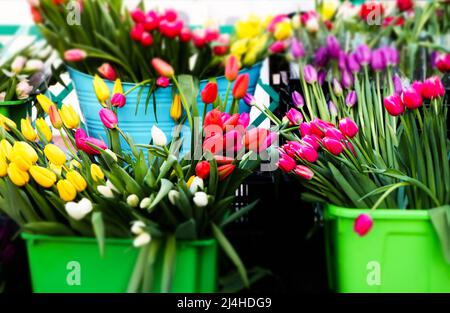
[[277, 153, 296, 173], [111, 93, 126, 108], [286, 108, 303, 125], [299, 122, 312, 137], [393, 74, 403, 94], [291, 38, 305, 59], [347, 52, 361, 73], [371, 48, 387, 71], [346, 90, 357, 107], [130, 24, 144, 41], [384, 94, 405, 116], [339, 118, 359, 138], [64, 49, 87, 62], [237, 113, 250, 128], [422, 76, 445, 99], [401, 87, 423, 109], [341, 70, 353, 89], [325, 127, 344, 141], [326, 35, 341, 59], [304, 64, 318, 84], [243, 93, 256, 107], [302, 134, 320, 150], [322, 137, 344, 155], [140, 32, 154, 46], [354, 214, 373, 236], [291, 91, 304, 108], [297, 144, 319, 163], [131, 8, 145, 23], [99, 108, 118, 129], [314, 47, 329, 67], [355, 44, 371, 65], [293, 165, 314, 180], [75, 129, 107, 155], [269, 41, 286, 54], [156, 76, 170, 88]]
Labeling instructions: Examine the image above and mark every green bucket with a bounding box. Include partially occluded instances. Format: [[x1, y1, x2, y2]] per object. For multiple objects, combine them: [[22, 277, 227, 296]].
[[324, 205, 450, 293], [22, 233, 217, 293], [0, 98, 32, 126]]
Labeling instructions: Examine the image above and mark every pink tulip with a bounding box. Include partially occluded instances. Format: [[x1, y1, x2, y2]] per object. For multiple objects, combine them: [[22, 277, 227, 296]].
[[203, 133, 223, 155], [269, 41, 286, 54], [293, 165, 314, 180], [344, 140, 356, 156], [97, 63, 117, 81], [222, 114, 240, 130], [64, 49, 87, 62], [259, 131, 277, 152], [384, 94, 404, 116], [299, 122, 311, 137], [99, 108, 118, 129], [75, 129, 107, 155], [143, 11, 159, 31], [354, 214, 373, 236], [156, 76, 170, 88], [130, 24, 144, 41], [140, 32, 154, 46], [322, 137, 344, 155], [401, 87, 422, 109], [163, 8, 178, 22], [111, 93, 126, 108], [422, 76, 445, 99], [223, 130, 243, 153], [411, 81, 424, 95], [159, 19, 183, 38], [310, 119, 332, 138], [131, 8, 145, 23], [237, 113, 250, 128], [179, 27, 192, 42], [339, 118, 359, 138], [302, 134, 320, 150], [151, 58, 174, 78], [205, 28, 220, 42], [286, 108, 303, 125], [277, 153, 296, 173], [435, 53, 450, 73], [297, 144, 319, 163], [282, 142, 300, 158], [325, 127, 344, 141]]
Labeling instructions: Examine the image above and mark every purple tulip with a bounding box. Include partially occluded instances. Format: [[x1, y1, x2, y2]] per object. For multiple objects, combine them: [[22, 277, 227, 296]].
[[347, 52, 361, 73], [355, 44, 371, 65], [304, 65, 318, 84], [318, 69, 327, 86], [291, 91, 304, 108], [393, 74, 403, 95], [371, 48, 387, 71], [346, 90, 357, 107], [314, 47, 329, 67], [338, 51, 348, 72], [243, 93, 256, 106], [430, 51, 439, 69], [384, 46, 399, 66], [291, 38, 305, 59], [341, 70, 353, 89], [326, 35, 341, 59], [99, 108, 118, 129]]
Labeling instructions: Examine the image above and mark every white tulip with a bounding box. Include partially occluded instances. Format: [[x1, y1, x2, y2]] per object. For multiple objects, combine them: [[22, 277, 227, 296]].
[[24, 59, 44, 72], [151, 125, 167, 146], [15, 80, 33, 100], [65, 200, 91, 221], [105, 149, 118, 162], [189, 176, 204, 194], [0, 92, 5, 102], [193, 191, 208, 207], [97, 185, 114, 199], [140, 197, 151, 209], [131, 221, 146, 235], [306, 18, 319, 33], [168, 190, 180, 205], [133, 232, 151, 247], [291, 14, 301, 30], [106, 179, 119, 192], [11, 56, 27, 73], [78, 198, 93, 215], [127, 194, 139, 207]]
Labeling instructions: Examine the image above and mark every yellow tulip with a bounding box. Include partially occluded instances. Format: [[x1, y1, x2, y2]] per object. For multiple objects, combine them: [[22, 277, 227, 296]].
[[274, 20, 292, 41], [12, 141, 38, 164], [0, 139, 12, 160], [230, 39, 248, 57], [235, 15, 263, 39], [57, 179, 77, 202], [90, 164, 104, 182], [44, 144, 66, 166], [36, 118, 52, 142], [29, 165, 57, 188], [320, 0, 339, 21], [59, 104, 80, 129], [7, 162, 29, 186], [186, 175, 195, 188], [170, 94, 182, 121], [94, 75, 110, 104], [66, 170, 87, 192], [113, 78, 123, 95], [36, 94, 55, 114], [49, 163, 62, 176], [9, 153, 32, 172], [21, 118, 37, 141], [0, 156, 7, 177], [0, 114, 17, 131], [69, 159, 82, 169]]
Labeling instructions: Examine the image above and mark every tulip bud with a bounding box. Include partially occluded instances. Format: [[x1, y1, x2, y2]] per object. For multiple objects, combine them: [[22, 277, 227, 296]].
[[302, 135, 320, 150], [293, 165, 314, 180], [131, 8, 145, 23], [127, 194, 140, 207], [322, 137, 344, 155], [397, 0, 413, 12], [57, 179, 77, 202], [237, 112, 250, 128], [29, 165, 56, 188], [225, 55, 239, 82], [371, 48, 387, 71], [269, 41, 286, 54], [347, 53, 361, 73], [195, 161, 211, 179], [151, 125, 167, 146], [151, 58, 174, 78], [21, 118, 37, 141], [435, 53, 450, 73], [105, 149, 118, 162], [36, 118, 52, 142], [393, 74, 403, 95], [170, 94, 182, 121], [189, 176, 204, 194], [305, 16, 319, 33], [16, 80, 33, 100], [179, 27, 192, 42], [168, 190, 180, 205], [0, 114, 16, 131], [133, 232, 151, 247], [113, 79, 124, 95], [332, 79, 343, 97], [97, 185, 114, 199], [66, 170, 87, 192], [93, 75, 110, 104], [232, 74, 249, 100], [48, 105, 63, 129], [384, 94, 405, 116], [97, 63, 117, 81], [291, 91, 304, 108], [355, 44, 371, 65], [401, 87, 423, 109], [65, 198, 93, 221], [277, 153, 296, 173], [422, 76, 445, 99], [90, 164, 104, 182], [156, 76, 169, 88], [140, 32, 154, 46], [0, 156, 7, 177], [290, 38, 305, 60], [111, 93, 126, 108], [297, 144, 319, 163], [339, 118, 359, 138], [326, 35, 341, 59], [130, 23, 144, 41], [12, 141, 38, 164], [131, 221, 145, 235], [243, 93, 256, 107], [36, 94, 54, 114], [7, 162, 30, 186], [99, 108, 118, 129], [201, 82, 218, 104], [0, 139, 12, 160], [354, 214, 373, 236], [64, 49, 87, 62], [303, 65, 317, 84], [106, 179, 119, 193], [286, 108, 303, 125], [218, 164, 235, 181], [193, 191, 208, 207], [44, 144, 66, 166], [299, 122, 311, 137], [345, 91, 357, 107], [59, 104, 80, 129], [325, 127, 344, 141], [341, 71, 353, 89], [11, 56, 27, 73], [139, 197, 151, 209]]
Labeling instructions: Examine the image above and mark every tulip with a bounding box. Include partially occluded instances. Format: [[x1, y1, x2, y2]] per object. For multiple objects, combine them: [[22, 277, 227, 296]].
[[103, 149, 117, 162], [291, 91, 304, 108], [293, 165, 314, 180], [195, 161, 211, 180], [244, 128, 271, 152], [11, 56, 27, 73], [218, 164, 235, 181], [360, 1, 384, 22], [90, 164, 104, 182], [243, 93, 256, 107], [66, 170, 87, 192], [12, 141, 38, 164], [106, 179, 119, 193], [299, 122, 311, 137], [310, 119, 333, 138], [93, 75, 110, 104], [30, 5, 43, 23], [131, 8, 145, 23], [305, 15, 319, 33], [113, 78, 124, 95], [24, 60, 43, 72], [237, 112, 250, 128], [99, 108, 118, 129], [96, 63, 116, 81], [223, 128, 242, 152], [29, 165, 57, 188], [393, 74, 403, 95], [355, 44, 371, 65], [48, 105, 63, 129], [384, 47, 399, 66], [328, 101, 338, 116], [435, 53, 450, 73], [323, 137, 344, 155], [338, 51, 348, 72], [422, 76, 445, 99], [347, 53, 361, 73], [9, 152, 31, 172], [49, 163, 62, 176], [140, 32, 154, 46], [7, 163, 30, 186], [131, 220, 145, 234], [302, 135, 320, 150], [75, 128, 107, 155], [325, 127, 344, 141], [149, 125, 166, 146], [304, 65, 317, 84], [201, 82, 218, 104], [193, 191, 208, 207], [401, 87, 423, 109], [384, 94, 404, 116], [397, 0, 413, 12], [290, 38, 305, 60], [170, 94, 182, 121], [286, 108, 303, 125], [36, 118, 52, 142], [204, 108, 223, 130], [339, 118, 359, 138], [0, 156, 7, 177], [21, 118, 37, 141], [97, 185, 114, 199], [225, 55, 239, 82], [213, 155, 234, 165], [326, 35, 341, 59], [36, 94, 54, 114], [130, 24, 144, 41], [0, 139, 12, 160], [69, 160, 81, 169], [192, 29, 207, 48], [232, 74, 249, 99], [44, 144, 66, 166], [354, 214, 373, 236], [168, 190, 180, 205], [333, 79, 343, 97], [371, 48, 387, 71], [156, 76, 169, 88], [16, 80, 33, 100], [282, 142, 301, 158], [297, 144, 319, 163], [57, 179, 77, 202], [277, 153, 296, 173], [269, 41, 286, 54], [64, 49, 87, 62], [159, 19, 183, 38], [133, 232, 151, 247], [109, 93, 125, 109], [189, 176, 204, 194], [59, 104, 80, 129], [65, 198, 93, 221], [341, 71, 353, 89], [203, 133, 224, 155], [151, 58, 174, 78], [179, 27, 192, 42], [314, 47, 329, 67]]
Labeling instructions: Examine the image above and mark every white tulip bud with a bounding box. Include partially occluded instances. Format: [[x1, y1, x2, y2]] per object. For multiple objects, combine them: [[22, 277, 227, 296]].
[[151, 125, 167, 146], [140, 197, 151, 209], [65, 199, 92, 221], [193, 191, 208, 207], [127, 194, 139, 207], [11, 56, 27, 73], [97, 185, 114, 198], [291, 14, 301, 30], [131, 221, 146, 235], [15, 80, 33, 100], [168, 190, 180, 205], [105, 149, 118, 162], [306, 18, 319, 33], [78, 198, 93, 215], [24, 59, 44, 72], [189, 176, 204, 194], [133, 232, 151, 247], [106, 179, 119, 192]]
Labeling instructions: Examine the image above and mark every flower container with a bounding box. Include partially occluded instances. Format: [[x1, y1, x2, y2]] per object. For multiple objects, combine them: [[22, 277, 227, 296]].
[[0, 98, 32, 126], [324, 204, 450, 293], [22, 233, 217, 293], [68, 62, 262, 146]]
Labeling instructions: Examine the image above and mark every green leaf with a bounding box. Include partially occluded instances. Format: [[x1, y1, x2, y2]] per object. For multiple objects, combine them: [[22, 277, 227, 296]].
[[149, 179, 174, 211], [221, 200, 258, 227], [161, 235, 176, 293], [175, 219, 197, 240], [23, 222, 76, 236], [127, 244, 150, 293], [92, 212, 105, 257]]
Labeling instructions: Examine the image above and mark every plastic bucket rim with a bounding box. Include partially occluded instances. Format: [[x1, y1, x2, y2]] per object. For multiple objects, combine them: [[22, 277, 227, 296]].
[[0, 98, 32, 106], [66, 61, 263, 87], [21, 232, 217, 247], [326, 203, 430, 220]]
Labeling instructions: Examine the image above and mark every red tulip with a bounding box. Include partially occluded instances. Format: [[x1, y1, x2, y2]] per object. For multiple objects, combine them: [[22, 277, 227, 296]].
[[204, 108, 223, 129], [401, 87, 422, 109], [30, 6, 43, 24], [339, 118, 359, 138], [225, 55, 239, 82], [277, 153, 296, 173], [99, 108, 118, 129], [322, 137, 344, 156], [151, 58, 174, 78], [213, 35, 230, 56], [435, 53, 450, 73], [213, 155, 234, 165], [156, 76, 170, 88], [179, 27, 192, 42], [244, 128, 271, 152], [421, 76, 445, 99], [111, 93, 126, 108], [130, 24, 144, 41], [195, 161, 211, 179], [163, 8, 178, 22], [411, 81, 424, 95], [143, 11, 159, 31], [297, 144, 319, 163], [159, 19, 183, 38], [384, 94, 404, 116], [396, 0, 413, 12], [131, 8, 145, 23], [360, 1, 384, 22], [354, 214, 373, 236], [293, 165, 314, 180], [97, 63, 117, 81], [203, 133, 223, 155], [218, 164, 235, 181], [64, 49, 87, 62], [201, 82, 218, 104], [232, 74, 249, 99], [140, 32, 154, 46], [222, 113, 240, 130]]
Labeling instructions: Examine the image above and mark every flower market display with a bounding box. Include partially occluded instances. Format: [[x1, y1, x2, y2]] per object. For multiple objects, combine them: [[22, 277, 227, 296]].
[[0, 0, 448, 297]]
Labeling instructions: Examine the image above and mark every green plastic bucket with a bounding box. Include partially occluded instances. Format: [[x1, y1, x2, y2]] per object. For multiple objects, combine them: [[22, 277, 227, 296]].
[[0, 98, 32, 126], [22, 233, 217, 293], [324, 205, 450, 293]]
